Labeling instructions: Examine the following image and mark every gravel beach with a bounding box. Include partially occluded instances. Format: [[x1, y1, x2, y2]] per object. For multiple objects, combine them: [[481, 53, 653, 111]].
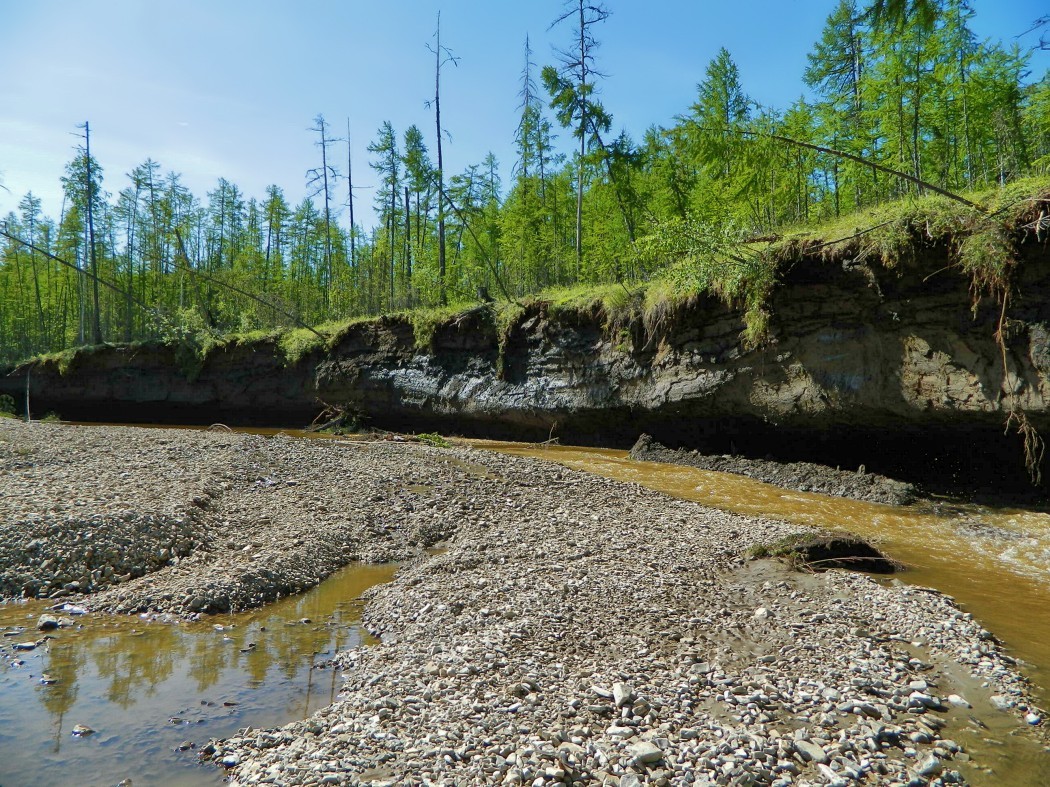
[[1, 420, 1045, 785]]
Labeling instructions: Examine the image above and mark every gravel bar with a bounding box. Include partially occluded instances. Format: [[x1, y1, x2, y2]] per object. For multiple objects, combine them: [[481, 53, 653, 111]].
[[1, 420, 1045, 785], [629, 435, 918, 506]]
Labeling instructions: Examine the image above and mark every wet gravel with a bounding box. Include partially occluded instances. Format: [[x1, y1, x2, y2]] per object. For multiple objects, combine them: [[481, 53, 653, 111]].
[[2, 420, 1045, 785], [629, 434, 918, 506]]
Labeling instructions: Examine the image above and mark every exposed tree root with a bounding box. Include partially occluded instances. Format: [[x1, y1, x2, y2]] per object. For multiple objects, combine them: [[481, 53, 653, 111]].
[[1005, 409, 1046, 486]]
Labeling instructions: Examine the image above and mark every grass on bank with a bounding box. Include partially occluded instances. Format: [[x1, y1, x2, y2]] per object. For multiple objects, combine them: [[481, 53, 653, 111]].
[[768, 175, 1050, 291], [15, 176, 1050, 374]]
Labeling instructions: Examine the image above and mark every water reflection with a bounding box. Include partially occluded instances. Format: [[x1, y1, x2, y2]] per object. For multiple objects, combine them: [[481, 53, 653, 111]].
[[0, 563, 396, 787]]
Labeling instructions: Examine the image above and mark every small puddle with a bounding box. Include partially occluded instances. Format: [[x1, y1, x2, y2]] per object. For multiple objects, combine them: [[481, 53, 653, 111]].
[[0, 563, 396, 787]]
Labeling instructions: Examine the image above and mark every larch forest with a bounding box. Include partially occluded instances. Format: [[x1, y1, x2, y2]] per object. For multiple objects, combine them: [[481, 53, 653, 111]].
[[2, 0, 1048, 366]]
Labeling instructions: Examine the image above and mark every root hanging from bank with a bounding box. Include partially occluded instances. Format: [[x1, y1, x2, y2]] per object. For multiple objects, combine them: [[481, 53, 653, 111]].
[[1005, 409, 1046, 486], [975, 235, 1047, 488]]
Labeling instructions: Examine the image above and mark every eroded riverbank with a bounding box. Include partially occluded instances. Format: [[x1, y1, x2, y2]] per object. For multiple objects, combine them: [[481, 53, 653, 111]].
[[2, 421, 1048, 785]]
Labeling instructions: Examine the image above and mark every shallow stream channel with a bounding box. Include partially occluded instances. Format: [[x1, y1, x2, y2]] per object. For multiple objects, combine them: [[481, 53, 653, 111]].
[[0, 562, 396, 786], [3, 426, 1050, 785], [474, 441, 1050, 785]]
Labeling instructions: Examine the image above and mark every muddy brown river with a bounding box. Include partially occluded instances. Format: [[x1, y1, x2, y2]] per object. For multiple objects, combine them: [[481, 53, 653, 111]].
[[473, 441, 1050, 785], [3, 427, 1050, 784]]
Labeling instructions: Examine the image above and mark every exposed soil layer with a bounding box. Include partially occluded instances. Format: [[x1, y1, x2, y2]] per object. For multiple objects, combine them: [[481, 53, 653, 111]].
[[4, 229, 1049, 499], [749, 532, 903, 574], [629, 433, 918, 506]]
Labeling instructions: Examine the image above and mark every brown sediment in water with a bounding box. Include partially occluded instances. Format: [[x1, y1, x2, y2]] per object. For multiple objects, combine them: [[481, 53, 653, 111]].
[[472, 440, 1050, 785]]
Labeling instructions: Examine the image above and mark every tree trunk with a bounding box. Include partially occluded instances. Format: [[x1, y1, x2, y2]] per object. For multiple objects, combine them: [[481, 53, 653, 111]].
[[84, 122, 103, 344], [435, 12, 447, 306], [347, 118, 356, 269], [404, 185, 412, 298], [575, 0, 586, 279]]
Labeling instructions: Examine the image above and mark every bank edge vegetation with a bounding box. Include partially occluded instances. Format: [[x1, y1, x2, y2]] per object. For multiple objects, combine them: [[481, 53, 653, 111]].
[[1, 0, 1049, 369]]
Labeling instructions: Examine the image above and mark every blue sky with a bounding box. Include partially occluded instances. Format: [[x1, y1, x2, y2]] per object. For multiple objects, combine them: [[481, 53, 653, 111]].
[[1, 0, 1047, 228]]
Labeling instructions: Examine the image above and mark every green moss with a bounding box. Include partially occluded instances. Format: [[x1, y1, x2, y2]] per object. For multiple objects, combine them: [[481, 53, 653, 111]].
[[492, 301, 526, 343], [959, 224, 1015, 297], [541, 283, 636, 324], [416, 432, 452, 448], [278, 327, 327, 364], [405, 302, 472, 350], [770, 175, 1050, 270], [35, 348, 82, 375]]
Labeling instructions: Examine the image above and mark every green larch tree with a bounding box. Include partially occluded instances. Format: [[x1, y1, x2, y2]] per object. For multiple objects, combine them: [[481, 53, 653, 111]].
[[543, 0, 611, 278], [368, 121, 401, 308]]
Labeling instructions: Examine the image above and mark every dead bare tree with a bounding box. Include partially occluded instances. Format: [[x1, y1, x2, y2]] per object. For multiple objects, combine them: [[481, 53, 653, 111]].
[[345, 118, 357, 269], [306, 114, 340, 300], [426, 12, 459, 306], [545, 0, 612, 277]]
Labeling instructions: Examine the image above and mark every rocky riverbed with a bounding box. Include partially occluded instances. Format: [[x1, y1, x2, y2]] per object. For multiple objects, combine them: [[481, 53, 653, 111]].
[[1, 420, 1047, 785], [0, 420, 443, 614]]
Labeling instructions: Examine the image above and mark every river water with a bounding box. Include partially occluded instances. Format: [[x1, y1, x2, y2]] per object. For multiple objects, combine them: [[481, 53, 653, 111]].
[[472, 441, 1050, 784], [0, 563, 396, 786], [3, 426, 1050, 784]]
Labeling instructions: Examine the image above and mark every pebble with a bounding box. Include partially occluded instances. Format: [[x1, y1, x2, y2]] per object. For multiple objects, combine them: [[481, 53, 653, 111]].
[[990, 695, 1015, 711], [612, 682, 634, 708], [915, 754, 942, 777], [818, 763, 850, 786], [628, 741, 664, 765], [36, 615, 61, 631], [947, 694, 971, 708], [794, 739, 829, 765]]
